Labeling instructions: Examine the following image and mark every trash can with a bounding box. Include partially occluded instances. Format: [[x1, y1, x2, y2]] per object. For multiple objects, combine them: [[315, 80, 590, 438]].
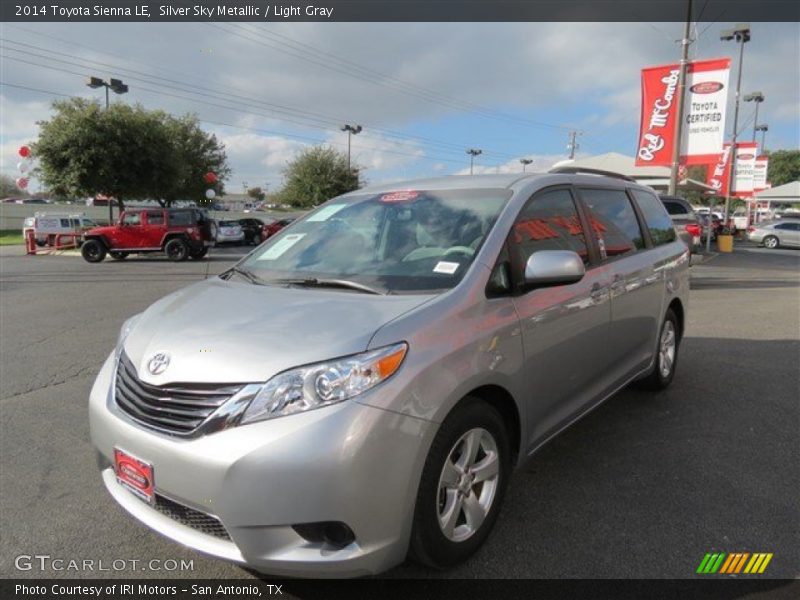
[[717, 234, 734, 253]]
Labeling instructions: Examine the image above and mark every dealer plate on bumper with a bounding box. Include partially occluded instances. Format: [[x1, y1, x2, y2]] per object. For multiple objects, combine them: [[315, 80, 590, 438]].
[[114, 447, 154, 504]]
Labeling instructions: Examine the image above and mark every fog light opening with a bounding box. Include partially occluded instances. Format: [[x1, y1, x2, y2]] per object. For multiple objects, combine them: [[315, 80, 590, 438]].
[[292, 521, 355, 549]]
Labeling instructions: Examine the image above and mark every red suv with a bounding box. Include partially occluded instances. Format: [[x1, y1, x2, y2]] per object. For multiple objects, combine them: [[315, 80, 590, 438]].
[[81, 208, 216, 263]]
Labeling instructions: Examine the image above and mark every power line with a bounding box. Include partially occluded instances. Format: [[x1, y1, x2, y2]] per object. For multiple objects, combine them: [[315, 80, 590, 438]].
[[0, 37, 521, 161]]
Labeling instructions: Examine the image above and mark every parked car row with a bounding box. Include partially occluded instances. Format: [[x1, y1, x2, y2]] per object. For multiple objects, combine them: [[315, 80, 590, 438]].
[[72, 209, 296, 262]]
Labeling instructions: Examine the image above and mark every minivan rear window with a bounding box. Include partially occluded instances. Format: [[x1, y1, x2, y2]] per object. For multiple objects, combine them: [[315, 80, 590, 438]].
[[579, 188, 645, 258]]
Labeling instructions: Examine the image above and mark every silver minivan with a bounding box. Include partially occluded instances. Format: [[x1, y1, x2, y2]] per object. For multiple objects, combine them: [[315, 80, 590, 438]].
[[90, 169, 689, 577]]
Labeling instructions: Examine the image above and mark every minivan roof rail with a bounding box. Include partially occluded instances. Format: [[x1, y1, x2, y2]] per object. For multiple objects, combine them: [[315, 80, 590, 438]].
[[548, 166, 637, 183]]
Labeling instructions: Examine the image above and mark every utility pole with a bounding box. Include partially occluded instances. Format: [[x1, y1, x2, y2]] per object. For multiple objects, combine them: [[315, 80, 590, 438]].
[[86, 76, 128, 223], [720, 23, 751, 225], [668, 0, 693, 196], [520, 158, 533, 172], [341, 124, 362, 171], [567, 131, 581, 159], [466, 148, 482, 174]]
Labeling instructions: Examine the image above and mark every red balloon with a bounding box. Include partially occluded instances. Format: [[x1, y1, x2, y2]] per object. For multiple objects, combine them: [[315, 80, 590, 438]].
[[18, 146, 31, 158], [16, 177, 29, 189], [203, 172, 217, 184]]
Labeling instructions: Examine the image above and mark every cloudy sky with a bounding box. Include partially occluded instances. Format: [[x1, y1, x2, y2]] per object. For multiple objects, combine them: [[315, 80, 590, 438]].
[[1, 21, 798, 195]]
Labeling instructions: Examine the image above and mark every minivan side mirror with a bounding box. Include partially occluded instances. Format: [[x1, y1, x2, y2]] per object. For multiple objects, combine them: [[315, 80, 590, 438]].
[[524, 250, 585, 288]]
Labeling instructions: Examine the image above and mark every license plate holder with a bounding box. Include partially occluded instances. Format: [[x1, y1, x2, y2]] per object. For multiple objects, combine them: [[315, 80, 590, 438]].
[[114, 447, 155, 504]]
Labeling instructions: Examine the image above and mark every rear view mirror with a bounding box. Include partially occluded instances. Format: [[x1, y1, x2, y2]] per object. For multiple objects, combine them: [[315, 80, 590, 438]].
[[524, 250, 585, 288]]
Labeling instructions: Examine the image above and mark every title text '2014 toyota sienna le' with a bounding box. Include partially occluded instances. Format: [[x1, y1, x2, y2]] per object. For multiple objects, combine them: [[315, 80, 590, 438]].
[[90, 169, 689, 577]]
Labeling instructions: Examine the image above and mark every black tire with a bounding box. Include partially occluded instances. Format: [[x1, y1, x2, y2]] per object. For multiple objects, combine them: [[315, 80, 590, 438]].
[[35, 239, 46, 248], [189, 246, 209, 260], [81, 239, 107, 263], [637, 308, 680, 390], [763, 235, 779, 249], [164, 238, 189, 262], [109, 251, 129, 260], [410, 397, 511, 569]]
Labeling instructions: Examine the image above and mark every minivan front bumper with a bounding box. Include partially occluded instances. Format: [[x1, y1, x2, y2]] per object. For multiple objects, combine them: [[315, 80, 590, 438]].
[[89, 353, 436, 577]]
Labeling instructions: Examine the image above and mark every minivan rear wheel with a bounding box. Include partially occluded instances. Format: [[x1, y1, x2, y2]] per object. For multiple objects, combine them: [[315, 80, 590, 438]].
[[410, 397, 510, 569], [638, 308, 680, 390]]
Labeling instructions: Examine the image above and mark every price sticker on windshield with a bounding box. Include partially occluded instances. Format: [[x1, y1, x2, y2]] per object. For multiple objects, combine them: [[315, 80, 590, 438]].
[[380, 191, 419, 203], [258, 233, 306, 260], [307, 203, 346, 222]]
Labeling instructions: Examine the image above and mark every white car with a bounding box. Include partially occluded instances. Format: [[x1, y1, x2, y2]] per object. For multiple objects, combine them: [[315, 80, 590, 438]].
[[22, 213, 97, 246], [215, 220, 245, 244]]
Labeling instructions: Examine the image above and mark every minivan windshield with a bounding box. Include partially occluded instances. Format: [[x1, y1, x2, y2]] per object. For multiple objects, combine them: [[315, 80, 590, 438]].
[[240, 188, 512, 293]]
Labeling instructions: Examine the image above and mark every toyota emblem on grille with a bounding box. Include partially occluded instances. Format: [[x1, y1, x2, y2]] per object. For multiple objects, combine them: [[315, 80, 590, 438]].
[[147, 352, 171, 375]]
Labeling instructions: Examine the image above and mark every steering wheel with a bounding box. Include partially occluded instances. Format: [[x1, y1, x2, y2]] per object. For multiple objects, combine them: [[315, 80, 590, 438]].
[[443, 246, 474, 258]]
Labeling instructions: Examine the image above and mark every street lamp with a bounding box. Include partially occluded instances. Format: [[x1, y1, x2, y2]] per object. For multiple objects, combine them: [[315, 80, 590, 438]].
[[720, 23, 751, 223], [341, 124, 362, 171], [86, 76, 129, 222], [744, 91, 765, 142], [86, 76, 128, 110], [520, 158, 533, 172], [754, 124, 769, 152], [466, 148, 482, 175]]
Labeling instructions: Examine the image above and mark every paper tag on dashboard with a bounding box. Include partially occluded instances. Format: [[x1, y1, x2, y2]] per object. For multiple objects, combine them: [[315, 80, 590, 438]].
[[258, 233, 306, 260], [433, 261, 459, 275], [306, 204, 346, 222]]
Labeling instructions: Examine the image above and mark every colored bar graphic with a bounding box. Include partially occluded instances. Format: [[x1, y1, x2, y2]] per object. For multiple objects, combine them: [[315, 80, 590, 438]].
[[700, 552, 773, 575]]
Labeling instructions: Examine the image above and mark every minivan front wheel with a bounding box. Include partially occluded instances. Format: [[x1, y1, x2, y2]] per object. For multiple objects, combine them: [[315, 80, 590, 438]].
[[410, 398, 510, 569], [638, 308, 680, 390]]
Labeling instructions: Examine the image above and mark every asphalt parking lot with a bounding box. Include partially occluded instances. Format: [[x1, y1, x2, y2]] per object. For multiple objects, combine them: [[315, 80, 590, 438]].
[[0, 243, 797, 579]]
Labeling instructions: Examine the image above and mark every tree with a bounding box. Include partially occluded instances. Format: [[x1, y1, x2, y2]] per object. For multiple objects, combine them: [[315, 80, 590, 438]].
[[0, 174, 28, 198], [247, 186, 266, 202], [276, 146, 360, 208], [766, 150, 800, 187], [33, 98, 230, 208], [159, 114, 230, 207]]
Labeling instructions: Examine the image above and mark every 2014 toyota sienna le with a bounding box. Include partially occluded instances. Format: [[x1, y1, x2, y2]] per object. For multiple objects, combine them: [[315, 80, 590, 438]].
[[90, 169, 689, 577]]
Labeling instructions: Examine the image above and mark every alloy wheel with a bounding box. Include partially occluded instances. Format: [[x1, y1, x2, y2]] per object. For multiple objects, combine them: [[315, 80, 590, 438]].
[[659, 320, 676, 378], [436, 427, 499, 543]]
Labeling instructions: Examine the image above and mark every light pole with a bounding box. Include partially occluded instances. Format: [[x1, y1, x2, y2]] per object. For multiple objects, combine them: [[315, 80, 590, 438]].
[[520, 158, 533, 172], [466, 148, 482, 175], [755, 124, 768, 152], [744, 92, 765, 142], [667, 0, 693, 196], [86, 76, 129, 223], [720, 23, 751, 225], [341, 124, 362, 171]]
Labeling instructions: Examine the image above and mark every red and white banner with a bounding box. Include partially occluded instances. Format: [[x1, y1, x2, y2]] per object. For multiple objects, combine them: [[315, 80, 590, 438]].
[[732, 142, 758, 197], [706, 143, 732, 197], [636, 58, 731, 167], [753, 155, 769, 192], [681, 58, 731, 165]]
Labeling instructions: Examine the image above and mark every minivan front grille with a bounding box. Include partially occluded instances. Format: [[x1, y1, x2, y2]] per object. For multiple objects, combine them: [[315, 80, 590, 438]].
[[154, 494, 231, 541], [114, 353, 242, 435]]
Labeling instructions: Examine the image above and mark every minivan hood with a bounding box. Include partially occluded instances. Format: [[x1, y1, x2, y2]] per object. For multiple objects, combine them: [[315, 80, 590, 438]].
[[123, 277, 431, 385]]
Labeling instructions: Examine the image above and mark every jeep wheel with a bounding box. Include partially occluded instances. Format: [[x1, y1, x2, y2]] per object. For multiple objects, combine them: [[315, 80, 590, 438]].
[[165, 238, 189, 261], [109, 251, 129, 260], [189, 247, 209, 260], [81, 239, 107, 263]]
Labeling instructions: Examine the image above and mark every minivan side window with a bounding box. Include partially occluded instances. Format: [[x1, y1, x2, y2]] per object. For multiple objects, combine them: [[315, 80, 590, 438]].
[[580, 188, 645, 259], [631, 190, 677, 246], [509, 189, 589, 283]]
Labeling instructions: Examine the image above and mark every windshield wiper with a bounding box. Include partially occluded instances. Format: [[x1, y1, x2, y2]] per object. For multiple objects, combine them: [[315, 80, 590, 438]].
[[273, 277, 385, 295], [222, 266, 264, 285]]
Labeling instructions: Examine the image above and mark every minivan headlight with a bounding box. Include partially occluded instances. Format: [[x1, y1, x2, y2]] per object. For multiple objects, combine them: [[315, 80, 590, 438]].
[[240, 343, 408, 424]]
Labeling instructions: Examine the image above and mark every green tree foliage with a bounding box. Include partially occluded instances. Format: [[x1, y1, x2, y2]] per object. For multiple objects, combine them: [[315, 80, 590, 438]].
[[247, 186, 266, 202], [766, 150, 800, 187], [277, 146, 360, 208], [33, 98, 229, 208], [0, 174, 28, 198]]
